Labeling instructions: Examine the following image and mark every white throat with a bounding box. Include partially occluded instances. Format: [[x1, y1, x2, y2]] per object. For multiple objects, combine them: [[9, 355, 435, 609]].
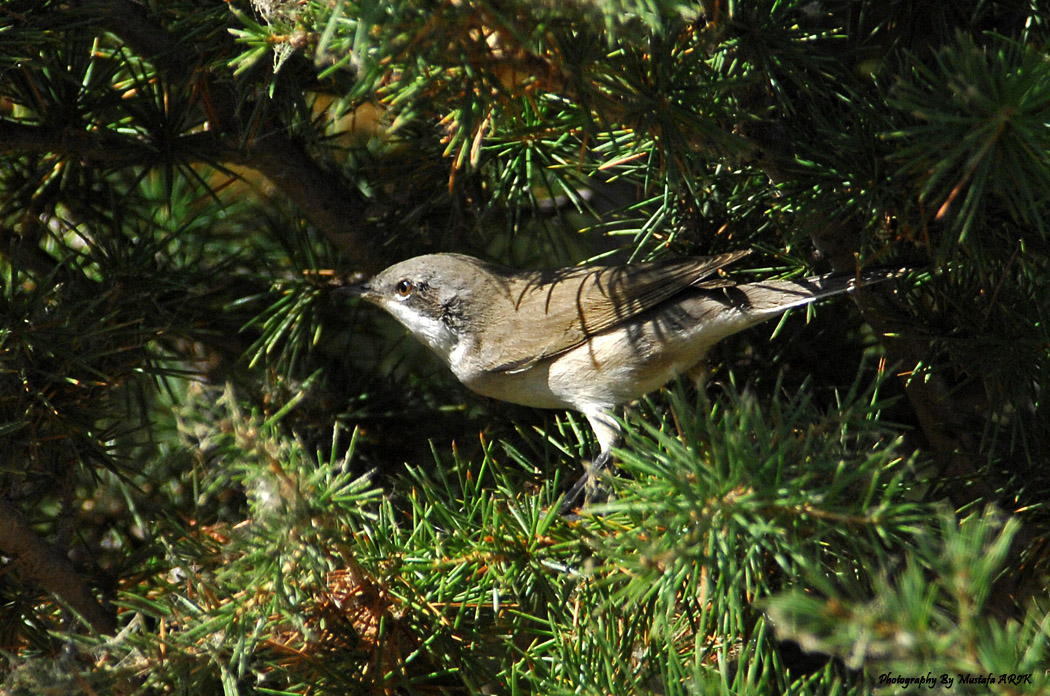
[[383, 301, 459, 365]]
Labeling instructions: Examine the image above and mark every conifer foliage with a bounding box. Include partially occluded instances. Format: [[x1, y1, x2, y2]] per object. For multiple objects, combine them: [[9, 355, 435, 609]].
[[1, 1, 1049, 693]]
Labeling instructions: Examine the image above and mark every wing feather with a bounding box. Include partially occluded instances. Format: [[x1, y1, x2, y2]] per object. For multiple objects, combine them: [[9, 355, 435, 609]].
[[483, 250, 750, 373]]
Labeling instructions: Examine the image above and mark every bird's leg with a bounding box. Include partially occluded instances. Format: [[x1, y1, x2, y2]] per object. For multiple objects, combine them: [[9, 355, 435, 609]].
[[558, 410, 622, 515], [558, 448, 612, 515]]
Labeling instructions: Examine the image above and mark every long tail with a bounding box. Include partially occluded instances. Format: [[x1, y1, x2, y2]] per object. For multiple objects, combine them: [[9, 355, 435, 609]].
[[730, 267, 907, 318]]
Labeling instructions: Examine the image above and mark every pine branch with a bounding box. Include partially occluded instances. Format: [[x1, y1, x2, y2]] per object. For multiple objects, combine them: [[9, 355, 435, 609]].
[[0, 121, 373, 265], [245, 134, 376, 266], [0, 498, 117, 636], [858, 299, 1042, 618], [0, 1, 1047, 690], [0, 120, 219, 168], [101, 0, 193, 76], [0, 222, 61, 277], [93, 0, 374, 264], [805, 212, 1040, 616]]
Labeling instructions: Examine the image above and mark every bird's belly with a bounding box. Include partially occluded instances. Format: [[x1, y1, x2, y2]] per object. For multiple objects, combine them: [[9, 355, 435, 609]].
[[545, 328, 703, 408], [454, 296, 756, 412], [457, 360, 576, 410], [457, 324, 709, 413]]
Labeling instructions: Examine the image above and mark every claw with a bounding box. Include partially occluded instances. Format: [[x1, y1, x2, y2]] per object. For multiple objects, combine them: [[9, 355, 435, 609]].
[[558, 450, 612, 516]]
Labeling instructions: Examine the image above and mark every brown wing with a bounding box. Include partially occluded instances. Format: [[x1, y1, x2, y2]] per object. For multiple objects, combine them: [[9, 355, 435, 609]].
[[486, 250, 751, 373]]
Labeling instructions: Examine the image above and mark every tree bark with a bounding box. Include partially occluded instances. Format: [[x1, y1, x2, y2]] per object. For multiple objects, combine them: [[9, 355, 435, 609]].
[[0, 498, 117, 636]]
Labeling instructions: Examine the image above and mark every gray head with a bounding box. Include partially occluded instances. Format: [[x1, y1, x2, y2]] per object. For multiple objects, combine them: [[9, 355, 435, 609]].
[[346, 253, 505, 362]]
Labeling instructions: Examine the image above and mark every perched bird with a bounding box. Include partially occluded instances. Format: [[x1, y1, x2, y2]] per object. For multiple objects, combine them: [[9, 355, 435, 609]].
[[343, 250, 901, 509]]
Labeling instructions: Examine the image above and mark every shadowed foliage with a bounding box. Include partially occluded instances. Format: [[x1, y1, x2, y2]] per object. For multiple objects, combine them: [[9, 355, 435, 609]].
[[1, 1, 1048, 694]]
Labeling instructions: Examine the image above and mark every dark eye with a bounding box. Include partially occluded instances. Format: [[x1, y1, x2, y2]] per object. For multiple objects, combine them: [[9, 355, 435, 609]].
[[395, 279, 413, 297]]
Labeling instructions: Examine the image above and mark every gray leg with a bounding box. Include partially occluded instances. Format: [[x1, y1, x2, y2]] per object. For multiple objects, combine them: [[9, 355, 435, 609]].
[[557, 409, 621, 515], [558, 449, 613, 515]]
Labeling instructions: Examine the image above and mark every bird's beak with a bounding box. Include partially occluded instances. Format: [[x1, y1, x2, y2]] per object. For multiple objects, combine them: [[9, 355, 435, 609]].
[[334, 282, 375, 301]]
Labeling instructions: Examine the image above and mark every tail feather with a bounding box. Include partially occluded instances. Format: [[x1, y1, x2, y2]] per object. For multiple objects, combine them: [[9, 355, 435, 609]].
[[734, 268, 907, 317]]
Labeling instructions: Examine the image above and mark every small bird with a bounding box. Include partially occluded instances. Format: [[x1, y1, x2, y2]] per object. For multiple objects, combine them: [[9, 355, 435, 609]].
[[344, 251, 901, 509]]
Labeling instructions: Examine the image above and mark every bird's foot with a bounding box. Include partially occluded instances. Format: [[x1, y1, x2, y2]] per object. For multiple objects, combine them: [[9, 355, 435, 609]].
[[558, 450, 612, 516]]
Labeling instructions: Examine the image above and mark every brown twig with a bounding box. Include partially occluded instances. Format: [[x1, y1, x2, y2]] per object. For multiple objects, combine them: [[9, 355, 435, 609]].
[[96, 0, 374, 265], [0, 498, 117, 635], [0, 118, 375, 263]]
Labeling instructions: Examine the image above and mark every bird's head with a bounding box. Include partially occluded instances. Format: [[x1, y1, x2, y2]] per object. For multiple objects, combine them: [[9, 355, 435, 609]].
[[341, 253, 504, 363]]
